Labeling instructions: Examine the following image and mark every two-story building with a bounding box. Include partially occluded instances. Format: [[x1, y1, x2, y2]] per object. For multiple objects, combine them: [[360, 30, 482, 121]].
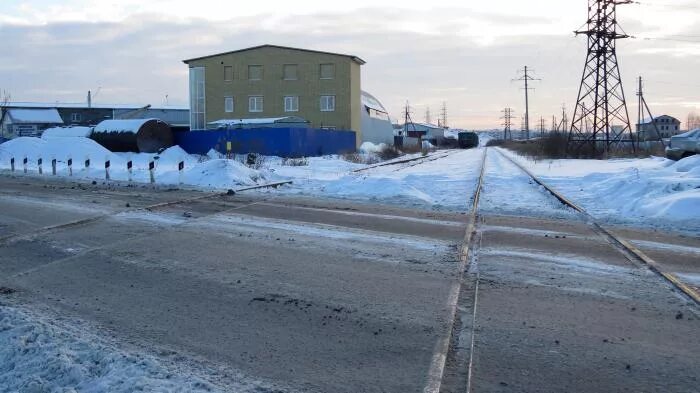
[[183, 45, 365, 147], [637, 115, 681, 140]]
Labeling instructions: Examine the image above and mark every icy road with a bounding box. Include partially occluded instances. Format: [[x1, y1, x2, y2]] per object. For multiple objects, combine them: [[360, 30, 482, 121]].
[[0, 147, 699, 393]]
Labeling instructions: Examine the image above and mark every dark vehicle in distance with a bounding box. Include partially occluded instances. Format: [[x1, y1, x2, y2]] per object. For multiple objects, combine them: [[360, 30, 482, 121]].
[[458, 132, 479, 149]]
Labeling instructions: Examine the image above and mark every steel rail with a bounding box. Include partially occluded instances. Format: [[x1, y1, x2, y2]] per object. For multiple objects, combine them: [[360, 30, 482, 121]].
[[0, 180, 292, 245], [494, 148, 700, 306], [424, 147, 487, 393]]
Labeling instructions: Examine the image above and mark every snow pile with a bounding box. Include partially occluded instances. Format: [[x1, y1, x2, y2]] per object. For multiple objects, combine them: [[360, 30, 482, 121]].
[[0, 306, 220, 392], [510, 150, 700, 233], [42, 126, 93, 139], [0, 137, 277, 190], [359, 141, 387, 154]]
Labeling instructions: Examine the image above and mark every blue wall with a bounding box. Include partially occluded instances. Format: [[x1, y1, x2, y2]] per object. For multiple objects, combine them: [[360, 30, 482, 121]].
[[173, 127, 356, 158]]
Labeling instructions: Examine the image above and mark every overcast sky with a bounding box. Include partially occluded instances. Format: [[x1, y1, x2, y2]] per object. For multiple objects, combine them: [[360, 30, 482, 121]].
[[1, 0, 699, 129]]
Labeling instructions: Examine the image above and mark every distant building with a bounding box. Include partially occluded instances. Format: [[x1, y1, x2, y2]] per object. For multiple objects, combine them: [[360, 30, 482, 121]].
[[395, 122, 446, 146], [183, 44, 366, 147], [0, 102, 189, 139], [1, 108, 64, 137], [637, 115, 681, 140], [360, 91, 394, 145]]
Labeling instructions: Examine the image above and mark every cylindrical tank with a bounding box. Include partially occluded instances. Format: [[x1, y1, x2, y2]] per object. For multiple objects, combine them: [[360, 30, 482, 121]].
[[92, 119, 174, 153]]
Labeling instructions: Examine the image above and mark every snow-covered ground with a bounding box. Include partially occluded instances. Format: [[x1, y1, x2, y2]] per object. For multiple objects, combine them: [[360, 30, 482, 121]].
[[269, 149, 484, 211], [479, 149, 578, 219], [0, 306, 228, 392], [503, 148, 700, 234]]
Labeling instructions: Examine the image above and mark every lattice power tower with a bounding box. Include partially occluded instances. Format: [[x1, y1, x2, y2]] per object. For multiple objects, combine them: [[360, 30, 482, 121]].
[[569, 0, 635, 154]]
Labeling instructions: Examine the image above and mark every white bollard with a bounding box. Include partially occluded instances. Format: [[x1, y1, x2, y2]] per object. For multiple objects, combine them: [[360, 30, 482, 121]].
[[105, 160, 111, 181], [149, 161, 155, 184], [51, 158, 57, 176], [38, 158, 43, 175], [68, 158, 73, 177], [178, 161, 184, 185], [10, 157, 15, 172]]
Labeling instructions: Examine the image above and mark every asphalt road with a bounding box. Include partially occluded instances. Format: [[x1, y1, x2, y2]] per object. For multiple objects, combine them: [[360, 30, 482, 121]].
[[0, 162, 698, 392]]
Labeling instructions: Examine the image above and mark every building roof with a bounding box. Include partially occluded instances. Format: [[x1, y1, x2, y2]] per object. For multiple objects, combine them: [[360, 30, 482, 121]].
[[7, 108, 64, 124], [4, 101, 188, 111], [183, 44, 366, 65], [639, 115, 680, 124], [361, 91, 388, 113], [208, 117, 309, 127]]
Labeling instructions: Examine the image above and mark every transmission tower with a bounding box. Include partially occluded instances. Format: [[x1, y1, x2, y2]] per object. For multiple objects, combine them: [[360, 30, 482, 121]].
[[636, 76, 665, 146], [439, 102, 448, 128], [569, 0, 635, 155], [513, 66, 540, 140], [403, 101, 417, 134], [560, 104, 569, 132], [501, 107, 514, 140], [425, 107, 432, 125]]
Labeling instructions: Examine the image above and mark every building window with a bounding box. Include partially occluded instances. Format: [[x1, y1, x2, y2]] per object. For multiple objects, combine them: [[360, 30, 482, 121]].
[[284, 96, 299, 112], [225, 97, 234, 113], [248, 65, 263, 81], [224, 66, 233, 81], [71, 113, 81, 122], [320, 95, 335, 112], [249, 96, 263, 113], [320, 63, 335, 79], [189, 66, 206, 130], [283, 64, 298, 80]]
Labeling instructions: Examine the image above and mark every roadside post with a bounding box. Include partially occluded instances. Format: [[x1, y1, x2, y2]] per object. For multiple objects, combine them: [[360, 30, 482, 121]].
[[85, 158, 90, 170], [37, 158, 43, 175], [178, 160, 184, 185], [51, 158, 57, 176], [10, 157, 14, 172], [226, 141, 232, 159], [149, 161, 155, 184], [67, 158, 73, 176], [105, 160, 111, 181], [127, 160, 133, 182], [23, 157, 27, 174]]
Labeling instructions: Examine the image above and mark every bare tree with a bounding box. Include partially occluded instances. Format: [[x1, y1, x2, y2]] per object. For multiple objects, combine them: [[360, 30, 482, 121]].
[[687, 112, 700, 131]]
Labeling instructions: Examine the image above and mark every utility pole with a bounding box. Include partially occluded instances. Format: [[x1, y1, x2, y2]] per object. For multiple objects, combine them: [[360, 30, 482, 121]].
[[539, 117, 546, 138], [514, 66, 540, 140], [569, 0, 635, 155], [501, 107, 514, 140], [636, 76, 665, 145], [425, 107, 431, 125]]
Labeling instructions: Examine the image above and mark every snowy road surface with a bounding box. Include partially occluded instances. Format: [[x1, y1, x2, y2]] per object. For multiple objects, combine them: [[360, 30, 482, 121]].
[[1, 148, 699, 392]]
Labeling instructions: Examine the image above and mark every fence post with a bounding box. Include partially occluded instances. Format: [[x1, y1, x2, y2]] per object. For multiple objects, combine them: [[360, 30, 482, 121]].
[[67, 158, 73, 177], [149, 161, 155, 184], [51, 159, 57, 176], [38, 158, 43, 175], [127, 160, 133, 182], [105, 160, 110, 181]]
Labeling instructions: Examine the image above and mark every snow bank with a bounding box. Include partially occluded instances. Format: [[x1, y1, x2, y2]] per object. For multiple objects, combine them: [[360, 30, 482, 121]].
[[0, 137, 277, 190], [511, 150, 700, 233], [0, 306, 219, 392], [359, 142, 387, 154]]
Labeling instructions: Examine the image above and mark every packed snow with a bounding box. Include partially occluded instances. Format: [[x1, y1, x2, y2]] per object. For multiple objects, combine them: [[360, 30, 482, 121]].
[[0, 306, 223, 392], [0, 137, 277, 190], [270, 150, 483, 211], [503, 148, 700, 234]]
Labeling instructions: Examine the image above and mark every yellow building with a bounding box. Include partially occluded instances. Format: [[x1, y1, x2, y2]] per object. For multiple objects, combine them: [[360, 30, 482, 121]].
[[183, 45, 365, 146]]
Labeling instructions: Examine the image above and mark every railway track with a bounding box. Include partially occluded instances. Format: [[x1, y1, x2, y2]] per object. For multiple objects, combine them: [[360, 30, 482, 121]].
[[352, 150, 456, 173], [432, 147, 699, 393], [0, 179, 292, 245]]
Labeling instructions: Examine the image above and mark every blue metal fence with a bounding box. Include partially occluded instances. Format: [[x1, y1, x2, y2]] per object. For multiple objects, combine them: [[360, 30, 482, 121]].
[[173, 127, 356, 157]]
